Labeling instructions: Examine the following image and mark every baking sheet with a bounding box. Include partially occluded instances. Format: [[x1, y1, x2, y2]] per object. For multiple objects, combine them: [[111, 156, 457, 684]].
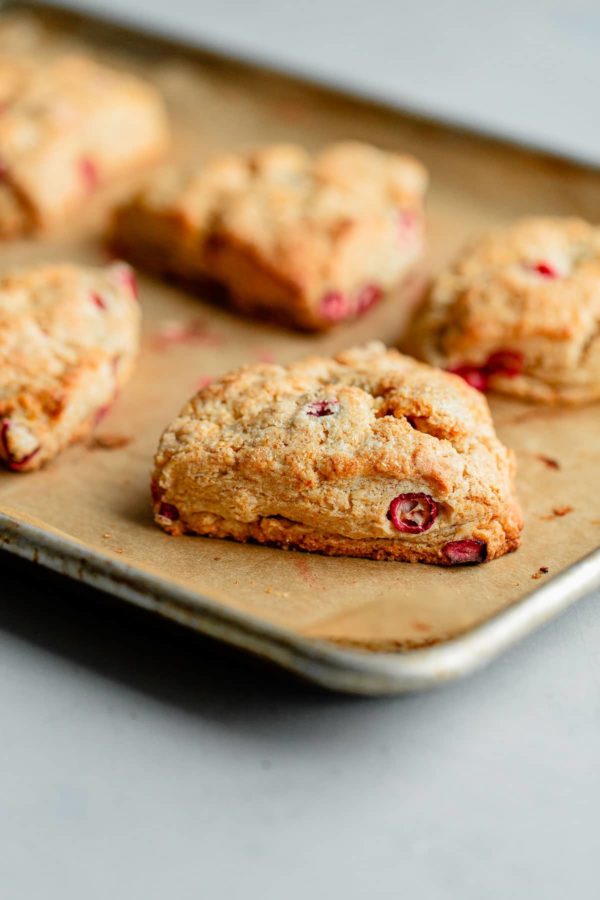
[[0, 3, 599, 692]]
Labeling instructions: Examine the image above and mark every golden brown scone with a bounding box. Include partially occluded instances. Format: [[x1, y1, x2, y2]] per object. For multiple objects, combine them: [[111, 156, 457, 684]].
[[152, 343, 522, 565], [0, 262, 140, 471], [0, 54, 170, 237], [112, 142, 428, 331], [411, 217, 600, 405]]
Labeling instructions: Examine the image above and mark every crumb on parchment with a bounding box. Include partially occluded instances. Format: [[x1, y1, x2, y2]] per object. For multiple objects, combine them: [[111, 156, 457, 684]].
[[540, 506, 574, 520], [91, 434, 132, 450], [536, 454, 561, 470]]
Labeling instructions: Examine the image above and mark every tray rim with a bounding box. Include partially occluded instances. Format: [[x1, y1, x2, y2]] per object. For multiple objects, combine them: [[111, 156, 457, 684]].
[[2, 511, 600, 695], [1, 0, 599, 695], [19, 0, 600, 172]]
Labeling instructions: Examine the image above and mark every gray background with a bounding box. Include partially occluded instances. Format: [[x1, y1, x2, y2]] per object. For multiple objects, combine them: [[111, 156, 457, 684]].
[[63, 0, 600, 165], [3, 2, 600, 897], [3, 557, 599, 899]]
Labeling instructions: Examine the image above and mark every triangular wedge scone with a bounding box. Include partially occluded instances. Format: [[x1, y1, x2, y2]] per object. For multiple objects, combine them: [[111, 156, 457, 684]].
[[111, 142, 427, 331], [0, 262, 140, 471], [152, 343, 522, 565], [412, 217, 600, 405], [0, 54, 170, 237]]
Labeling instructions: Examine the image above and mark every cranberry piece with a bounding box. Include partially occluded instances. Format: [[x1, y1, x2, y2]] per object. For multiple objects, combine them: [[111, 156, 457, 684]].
[[398, 209, 417, 237], [256, 348, 275, 364], [356, 283, 383, 315], [388, 492, 438, 534], [485, 349, 524, 378], [319, 290, 350, 321], [0, 419, 40, 470], [150, 480, 163, 503], [93, 359, 122, 426], [4, 447, 40, 470], [306, 399, 339, 417], [448, 364, 489, 393], [530, 261, 557, 278], [443, 539, 487, 565], [94, 403, 111, 426], [195, 375, 214, 391], [79, 156, 99, 190], [122, 268, 138, 300], [448, 349, 524, 391], [111, 262, 139, 300], [91, 292, 107, 310], [158, 502, 179, 521]]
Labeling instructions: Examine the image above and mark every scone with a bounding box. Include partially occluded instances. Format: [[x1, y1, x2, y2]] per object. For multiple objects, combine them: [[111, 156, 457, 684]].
[[152, 343, 522, 565], [412, 217, 600, 405], [0, 54, 170, 237], [0, 262, 140, 471], [111, 142, 427, 331]]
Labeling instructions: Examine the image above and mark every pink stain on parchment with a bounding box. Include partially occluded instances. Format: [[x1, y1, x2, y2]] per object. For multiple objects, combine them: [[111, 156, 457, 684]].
[[293, 557, 321, 590]]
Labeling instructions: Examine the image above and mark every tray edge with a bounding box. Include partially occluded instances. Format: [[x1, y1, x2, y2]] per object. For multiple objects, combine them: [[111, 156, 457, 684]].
[[1, 0, 599, 695], [2, 512, 599, 695]]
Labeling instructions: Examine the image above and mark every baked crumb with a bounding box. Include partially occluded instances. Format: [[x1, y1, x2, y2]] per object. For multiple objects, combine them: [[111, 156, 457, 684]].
[[151, 319, 223, 350], [553, 506, 574, 517], [536, 454, 561, 470], [91, 434, 132, 450]]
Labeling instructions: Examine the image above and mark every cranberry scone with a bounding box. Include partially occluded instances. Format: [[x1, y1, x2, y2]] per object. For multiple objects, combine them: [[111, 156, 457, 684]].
[[0, 262, 140, 471], [412, 217, 600, 404], [0, 54, 170, 237], [112, 142, 428, 331], [152, 343, 522, 565]]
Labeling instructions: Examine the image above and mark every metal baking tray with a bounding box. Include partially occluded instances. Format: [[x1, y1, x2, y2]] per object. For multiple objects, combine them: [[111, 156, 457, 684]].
[[1, 1, 599, 694]]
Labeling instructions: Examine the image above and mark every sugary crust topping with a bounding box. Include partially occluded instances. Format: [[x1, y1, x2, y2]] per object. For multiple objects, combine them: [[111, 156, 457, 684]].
[[112, 142, 428, 329], [152, 343, 522, 564], [137, 142, 427, 226], [413, 217, 600, 404], [0, 262, 140, 470], [0, 54, 170, 235]]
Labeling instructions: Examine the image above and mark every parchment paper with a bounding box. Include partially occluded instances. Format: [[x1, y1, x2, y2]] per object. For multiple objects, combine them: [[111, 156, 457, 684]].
[[0, 6, 599, 650]]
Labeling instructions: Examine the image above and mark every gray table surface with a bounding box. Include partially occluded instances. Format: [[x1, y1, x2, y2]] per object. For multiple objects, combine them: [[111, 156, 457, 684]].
[[4, 2, 600, 897], [62, 0, 600, 165], [3, 555, 599, 899]]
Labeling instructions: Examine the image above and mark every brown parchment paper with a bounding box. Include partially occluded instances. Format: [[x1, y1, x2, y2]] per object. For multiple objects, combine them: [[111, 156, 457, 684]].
[[0, 6, 599, 651]]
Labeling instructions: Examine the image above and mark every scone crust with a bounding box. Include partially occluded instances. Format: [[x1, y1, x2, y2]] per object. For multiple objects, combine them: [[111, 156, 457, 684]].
[[412, 217, 600, 405], [0, 262, 140, 471], [0, 54, 170, 237], [112, 142, 428, 331], [152, 343, 522, 565]]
